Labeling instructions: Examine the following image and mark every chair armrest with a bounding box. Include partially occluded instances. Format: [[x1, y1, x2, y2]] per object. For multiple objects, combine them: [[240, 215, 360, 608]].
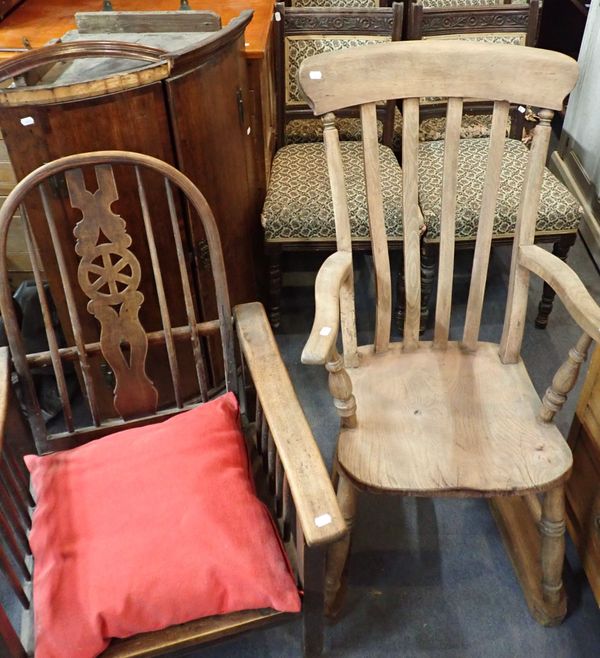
[[234, 302, 346, 547], [301, 251, 353, 366], [519, 244, 600, 342]]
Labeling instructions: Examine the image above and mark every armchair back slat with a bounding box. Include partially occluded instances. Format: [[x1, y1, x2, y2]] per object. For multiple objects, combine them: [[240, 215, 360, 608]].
[[462, 99, 510, 350], [360, 102, 392, 352], [401, 96, 422, 349], [432, 96, 463, 348]]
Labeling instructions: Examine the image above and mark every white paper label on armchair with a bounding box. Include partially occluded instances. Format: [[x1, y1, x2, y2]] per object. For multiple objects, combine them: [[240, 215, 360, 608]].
[[309, 70, 322, 80], [314, 513, 332, 528], [319, 326, 332, 336], [275, 11, 281, 21], [20, 116, 35, 126]]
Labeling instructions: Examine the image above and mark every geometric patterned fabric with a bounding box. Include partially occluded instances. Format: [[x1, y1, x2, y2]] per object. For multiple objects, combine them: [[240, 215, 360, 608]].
[[418, 138, 583, 241], [262, 142, 403, 241]]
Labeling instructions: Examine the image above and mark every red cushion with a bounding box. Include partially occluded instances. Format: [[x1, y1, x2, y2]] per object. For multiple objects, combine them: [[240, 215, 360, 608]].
[[25, 392, 300, 658]]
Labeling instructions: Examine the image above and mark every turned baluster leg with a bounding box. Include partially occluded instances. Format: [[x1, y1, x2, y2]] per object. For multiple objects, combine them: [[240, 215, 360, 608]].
[[326, 349, 357, 429], [267, 245, 283, 328], [540, 485, 566, 621], [535, 233, 577, 329], [397, 230, 434, 335], [420, 241, 436, 332], [538, 332, 593, 423], [325, 348, 357, 615], [325, 471, 357, 616]]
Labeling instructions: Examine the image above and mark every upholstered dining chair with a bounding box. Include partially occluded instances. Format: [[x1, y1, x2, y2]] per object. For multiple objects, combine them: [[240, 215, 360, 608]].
[[0, 151, 344, 657], [263, 2, 403, 327], [299, 39, 589, 631], [402, 0, 582, 332]]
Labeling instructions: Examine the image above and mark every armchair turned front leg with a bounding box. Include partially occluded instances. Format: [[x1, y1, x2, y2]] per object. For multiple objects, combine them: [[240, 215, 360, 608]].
[[539, 485, 567, 625], [325, 471, 357, 617]]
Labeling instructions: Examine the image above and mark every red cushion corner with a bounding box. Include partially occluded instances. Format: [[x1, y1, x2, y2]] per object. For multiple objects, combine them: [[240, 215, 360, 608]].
[[24, 392, 300, 658]]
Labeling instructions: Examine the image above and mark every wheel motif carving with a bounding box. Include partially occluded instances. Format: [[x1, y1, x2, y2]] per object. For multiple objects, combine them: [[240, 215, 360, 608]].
[[79, 243, 141, 304]]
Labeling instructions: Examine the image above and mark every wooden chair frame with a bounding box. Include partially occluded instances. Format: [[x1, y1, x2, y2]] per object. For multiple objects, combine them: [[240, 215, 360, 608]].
[[267, 1, 403, 328], [0, 151, 345, 657], [298, 40, 588, 630]]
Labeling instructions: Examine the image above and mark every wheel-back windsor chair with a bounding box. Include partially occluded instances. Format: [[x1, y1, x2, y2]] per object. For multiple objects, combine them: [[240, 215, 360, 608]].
[[298, 40, 589, 627], [0, 151, 345, 657]]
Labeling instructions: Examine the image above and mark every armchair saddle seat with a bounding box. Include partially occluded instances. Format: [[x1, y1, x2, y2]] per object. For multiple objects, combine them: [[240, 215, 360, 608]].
[[262, 141, 403, 241], [337, 341, 572, 494], [418, 137, 583, 241]]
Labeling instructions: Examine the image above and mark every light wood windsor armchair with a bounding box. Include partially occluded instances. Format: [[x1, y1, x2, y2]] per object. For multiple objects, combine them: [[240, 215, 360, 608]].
[[0, 151, 345, 657], [298, 40, 591, 627]]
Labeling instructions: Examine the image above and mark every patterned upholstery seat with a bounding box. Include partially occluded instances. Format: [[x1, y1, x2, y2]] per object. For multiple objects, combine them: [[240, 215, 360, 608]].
[[262, 141, 403, 241], [418, 138, 583, 241]]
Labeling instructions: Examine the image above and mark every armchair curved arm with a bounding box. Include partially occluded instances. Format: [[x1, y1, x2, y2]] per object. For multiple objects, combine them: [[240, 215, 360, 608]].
[[301, 251, 353, 366], [519, 245, 600, 342], [234, 302, 346, 547]]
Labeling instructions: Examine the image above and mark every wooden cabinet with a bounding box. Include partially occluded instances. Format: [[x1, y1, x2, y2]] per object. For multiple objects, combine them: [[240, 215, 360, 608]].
[[0, 11, 260, 395], [566, 345, 600, 605]]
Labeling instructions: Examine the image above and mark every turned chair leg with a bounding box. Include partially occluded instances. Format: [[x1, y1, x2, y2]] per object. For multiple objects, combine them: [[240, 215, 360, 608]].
[[397, 242, 436, 335], [420, 241, 436, 331], [302, 546, 327, 657], [539, 484, 567, 625], [535, 233, 576, 329], [325, 470, 357, 617], [266, 244, 283, 328]]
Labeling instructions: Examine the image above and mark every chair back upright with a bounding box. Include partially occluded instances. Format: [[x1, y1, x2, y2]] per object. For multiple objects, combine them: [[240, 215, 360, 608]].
[[298, 41, 578, 361], [0, 151, 236, 455], [274, 1, 403, 148]]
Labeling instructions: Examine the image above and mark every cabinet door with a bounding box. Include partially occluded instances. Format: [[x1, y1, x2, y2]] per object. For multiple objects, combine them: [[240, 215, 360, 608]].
[[166, 31, 260, 315]]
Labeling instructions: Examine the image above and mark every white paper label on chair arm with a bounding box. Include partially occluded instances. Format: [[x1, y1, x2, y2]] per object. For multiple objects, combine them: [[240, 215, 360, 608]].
[[309, 71, 322, 80], [319, 326, 332, 336], [314, 513, 332, 528], [20, 116, 35, 126]]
